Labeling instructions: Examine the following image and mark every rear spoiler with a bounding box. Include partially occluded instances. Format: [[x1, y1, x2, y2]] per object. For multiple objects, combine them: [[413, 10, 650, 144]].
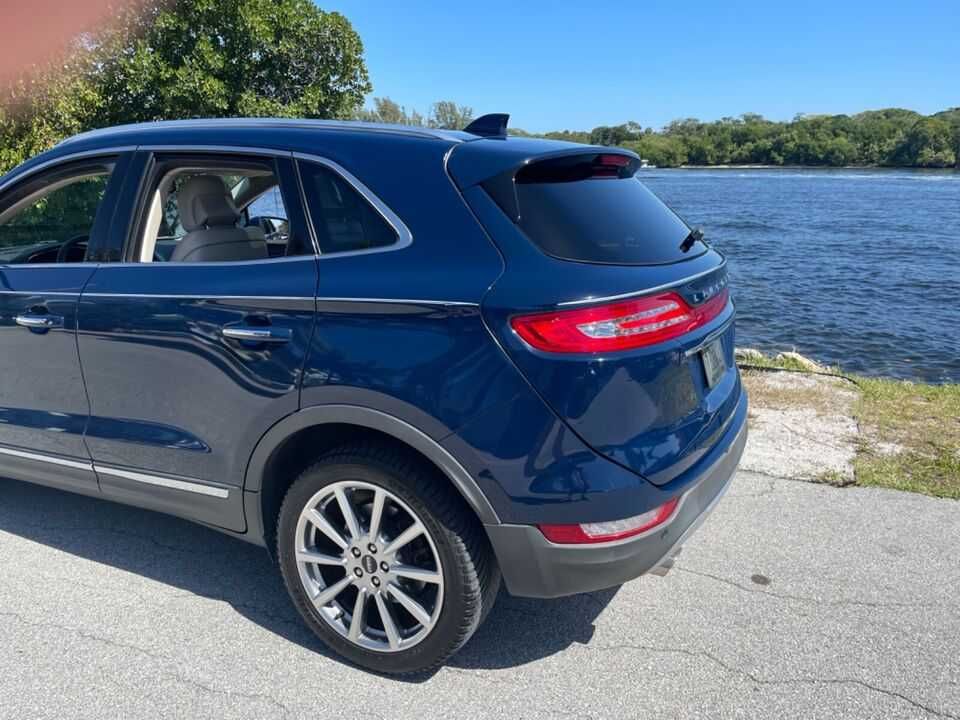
[[447, 141, 638, 190], [448, 144, 640, 222]]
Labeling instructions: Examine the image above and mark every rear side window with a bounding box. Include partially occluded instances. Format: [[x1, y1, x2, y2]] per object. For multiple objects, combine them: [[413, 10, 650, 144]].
[[298, 161, 398, 255], [502, 154, 704, 265]]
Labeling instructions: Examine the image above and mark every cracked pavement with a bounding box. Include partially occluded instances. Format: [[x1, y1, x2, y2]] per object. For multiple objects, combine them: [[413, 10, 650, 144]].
[[0, 470, 957, 719]]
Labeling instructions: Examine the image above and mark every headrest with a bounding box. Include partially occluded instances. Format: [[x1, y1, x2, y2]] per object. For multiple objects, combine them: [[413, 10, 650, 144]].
[[177, 175, 240, 231]]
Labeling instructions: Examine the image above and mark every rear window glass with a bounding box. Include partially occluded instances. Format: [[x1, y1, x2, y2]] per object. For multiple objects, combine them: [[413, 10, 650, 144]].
[[504, 154, 704, 265]]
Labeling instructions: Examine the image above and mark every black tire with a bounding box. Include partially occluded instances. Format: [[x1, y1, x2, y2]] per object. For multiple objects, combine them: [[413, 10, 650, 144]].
[[276, 442, 500, 675]]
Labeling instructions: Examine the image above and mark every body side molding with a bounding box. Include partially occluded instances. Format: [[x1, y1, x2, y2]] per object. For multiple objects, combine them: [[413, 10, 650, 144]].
[[243, 404, 500, 525]]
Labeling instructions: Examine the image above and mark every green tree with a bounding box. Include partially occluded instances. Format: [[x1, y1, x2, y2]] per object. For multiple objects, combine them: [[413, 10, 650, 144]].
[[428, 101, 473, 130], [357, 97, 425, 126], [93, 0, 370, 123], [1, 0, 370, 174], [890, 117, 956, 167]]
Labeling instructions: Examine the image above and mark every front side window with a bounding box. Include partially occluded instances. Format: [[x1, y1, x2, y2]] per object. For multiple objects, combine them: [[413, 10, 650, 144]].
[[0, 165, 113, 264], [298, 161, 398, 255]]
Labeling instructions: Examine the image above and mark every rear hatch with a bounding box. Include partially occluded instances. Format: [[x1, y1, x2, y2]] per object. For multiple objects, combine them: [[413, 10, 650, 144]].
[[451, 144, 741, 485]]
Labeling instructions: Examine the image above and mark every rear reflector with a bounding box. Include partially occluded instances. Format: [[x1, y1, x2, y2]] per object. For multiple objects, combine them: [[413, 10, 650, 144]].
[[538, 497, 681, 544], [511, 288, 729, 354]]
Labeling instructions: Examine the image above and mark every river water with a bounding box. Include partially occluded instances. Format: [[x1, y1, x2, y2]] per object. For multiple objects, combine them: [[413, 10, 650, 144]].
[[640, 168, 960, 383]]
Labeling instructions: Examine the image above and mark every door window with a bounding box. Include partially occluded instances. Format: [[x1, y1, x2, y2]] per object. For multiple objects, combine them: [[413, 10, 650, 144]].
[[0, 164, 114, 264], [135, 157, 308, 262]]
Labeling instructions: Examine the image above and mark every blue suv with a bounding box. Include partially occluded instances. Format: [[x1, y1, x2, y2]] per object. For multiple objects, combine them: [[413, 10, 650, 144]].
[[0, 116, 747, 674]]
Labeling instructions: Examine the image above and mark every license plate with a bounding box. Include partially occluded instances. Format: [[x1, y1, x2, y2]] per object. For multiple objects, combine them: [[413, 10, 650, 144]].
[[701, 339, 726, 388]]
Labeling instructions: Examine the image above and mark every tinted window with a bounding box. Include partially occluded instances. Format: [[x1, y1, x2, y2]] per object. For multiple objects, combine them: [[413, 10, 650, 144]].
[[298, 162, 398, 254], [506, 154, 704, 265], [0, 169, 112, 264]]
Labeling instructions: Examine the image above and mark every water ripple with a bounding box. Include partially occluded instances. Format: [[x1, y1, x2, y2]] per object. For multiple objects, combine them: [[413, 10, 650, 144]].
[[642, 168, 960, 383]]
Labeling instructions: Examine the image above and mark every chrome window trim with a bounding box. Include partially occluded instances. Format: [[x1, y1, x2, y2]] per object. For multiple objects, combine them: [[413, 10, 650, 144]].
[[292, 151, 413, 259], [96, 465, 230, 499], [0, 146, 137, 197], [2, 144, 415, 267], [90, 254, 317, 269], [135, 146, 414, 260]]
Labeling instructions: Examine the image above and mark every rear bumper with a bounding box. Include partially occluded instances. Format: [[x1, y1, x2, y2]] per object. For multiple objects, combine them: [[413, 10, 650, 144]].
[[485, 395, 747, 598]]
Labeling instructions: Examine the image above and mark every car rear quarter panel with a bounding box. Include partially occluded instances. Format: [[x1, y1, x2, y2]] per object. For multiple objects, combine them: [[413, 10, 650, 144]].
[[298, 133, 513, 443]]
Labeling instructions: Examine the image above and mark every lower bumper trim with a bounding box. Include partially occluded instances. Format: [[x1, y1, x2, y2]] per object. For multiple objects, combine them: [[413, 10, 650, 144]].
[[485, 400, 747, 599]]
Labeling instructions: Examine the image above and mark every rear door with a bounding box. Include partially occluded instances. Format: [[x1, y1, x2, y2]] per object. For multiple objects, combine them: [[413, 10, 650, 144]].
[[0, 153, 129, 493], [75, 149, 317, 531]]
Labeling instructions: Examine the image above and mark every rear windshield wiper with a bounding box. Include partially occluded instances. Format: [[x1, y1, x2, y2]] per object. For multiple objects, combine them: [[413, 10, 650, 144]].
[[680, 227, 705, 253]]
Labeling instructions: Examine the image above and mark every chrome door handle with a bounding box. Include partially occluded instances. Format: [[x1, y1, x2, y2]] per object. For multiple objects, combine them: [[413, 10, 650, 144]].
[[221, 326, 292, 343], [15, 314, 64, 330]]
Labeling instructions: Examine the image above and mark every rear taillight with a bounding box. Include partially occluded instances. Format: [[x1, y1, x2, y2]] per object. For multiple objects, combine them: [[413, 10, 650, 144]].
[[538, 497, 681, 544], [511, 288, 729, 354]]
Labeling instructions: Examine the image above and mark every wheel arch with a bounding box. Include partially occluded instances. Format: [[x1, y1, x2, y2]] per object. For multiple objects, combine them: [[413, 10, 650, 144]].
[[244, 405, 500, 553]]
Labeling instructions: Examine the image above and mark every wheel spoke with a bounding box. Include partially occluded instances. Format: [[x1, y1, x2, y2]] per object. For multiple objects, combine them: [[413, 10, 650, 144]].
[[334, 487, 361, 541], [307, 508, 349, 550], [383, 522, 424, 557], [374, 592, 401, 650], [391, 564, 442, 585], [349, 588, 369, 642], [387, 583, 432, 626], [367, 488, 385, 540], [296, 548, 346, 566], [313, 574, 354, 607]]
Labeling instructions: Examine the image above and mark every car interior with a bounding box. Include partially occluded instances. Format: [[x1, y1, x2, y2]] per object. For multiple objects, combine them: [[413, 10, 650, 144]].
[[0, 161, 297, 265], [139, 167, 293, 263], [0, 169, 112, 265]]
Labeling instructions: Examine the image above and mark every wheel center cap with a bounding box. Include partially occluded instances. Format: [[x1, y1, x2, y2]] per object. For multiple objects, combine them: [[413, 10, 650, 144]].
[[362, 555, 377, 574]]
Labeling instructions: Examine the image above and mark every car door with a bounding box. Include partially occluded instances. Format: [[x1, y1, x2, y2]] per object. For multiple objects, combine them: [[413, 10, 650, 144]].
[[0, 153, 129, 494], [76, 149, 318, 532]]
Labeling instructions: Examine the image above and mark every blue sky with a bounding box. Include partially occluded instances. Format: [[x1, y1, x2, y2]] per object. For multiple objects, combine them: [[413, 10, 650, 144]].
[[320, 1, 959, 133]]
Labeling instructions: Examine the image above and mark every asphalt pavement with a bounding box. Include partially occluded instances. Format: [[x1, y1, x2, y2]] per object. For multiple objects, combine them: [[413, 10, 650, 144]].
[[0, 470, 957, 719]]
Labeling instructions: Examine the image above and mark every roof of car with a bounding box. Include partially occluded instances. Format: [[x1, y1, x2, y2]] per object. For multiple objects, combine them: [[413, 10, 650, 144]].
[[56, 118, 477, 147], [1, 118, 627, 191]]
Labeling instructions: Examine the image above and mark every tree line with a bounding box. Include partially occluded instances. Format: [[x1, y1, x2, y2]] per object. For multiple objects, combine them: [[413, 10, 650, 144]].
[[356, 98, 960, 169], [1, 1, 957, 175], [528, 109, 960, 168]]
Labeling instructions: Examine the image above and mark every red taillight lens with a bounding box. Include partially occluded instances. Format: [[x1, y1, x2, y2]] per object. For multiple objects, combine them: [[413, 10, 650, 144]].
[[511, 288, 729, 354], [538, 497, 681, 544]]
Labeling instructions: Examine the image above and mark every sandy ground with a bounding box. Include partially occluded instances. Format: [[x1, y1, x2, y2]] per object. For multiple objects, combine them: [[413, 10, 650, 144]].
[[741, 371, 860, 482]]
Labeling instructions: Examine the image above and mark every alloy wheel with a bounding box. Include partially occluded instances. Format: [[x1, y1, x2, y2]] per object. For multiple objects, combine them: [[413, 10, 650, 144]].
[[294, 480, 445, 652]]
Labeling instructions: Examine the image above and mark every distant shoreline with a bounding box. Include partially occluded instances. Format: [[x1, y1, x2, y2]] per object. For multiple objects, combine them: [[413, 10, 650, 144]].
[[670, 164, 959, 171]]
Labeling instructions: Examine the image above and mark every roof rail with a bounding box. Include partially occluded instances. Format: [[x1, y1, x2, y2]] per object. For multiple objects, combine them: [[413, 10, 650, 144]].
[[55, 118, 469, 147], [463, 114, 509, 138]]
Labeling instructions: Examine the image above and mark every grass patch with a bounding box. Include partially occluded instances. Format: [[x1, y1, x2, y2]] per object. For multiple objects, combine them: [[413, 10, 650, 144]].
[[739, 354, 820, 372], [737, 350, 960, 499], [853, 378, 960, 499]]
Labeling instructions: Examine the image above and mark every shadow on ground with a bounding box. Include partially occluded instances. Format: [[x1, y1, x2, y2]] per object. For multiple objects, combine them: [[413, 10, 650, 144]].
[[0, 477, 616, 677]]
